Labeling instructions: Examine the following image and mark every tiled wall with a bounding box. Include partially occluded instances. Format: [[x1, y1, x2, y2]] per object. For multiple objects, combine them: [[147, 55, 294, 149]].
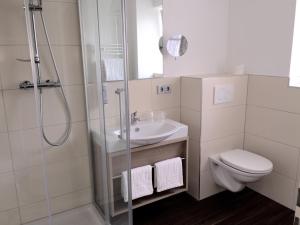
[[245, 75, 300, 209], [181, 75, 247, 199], [87, 78, 181, 130], [0, 0, 91, 224]]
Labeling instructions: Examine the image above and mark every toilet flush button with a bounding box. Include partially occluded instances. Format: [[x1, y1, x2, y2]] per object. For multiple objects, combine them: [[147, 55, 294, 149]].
[[214, 84, 235, 105]]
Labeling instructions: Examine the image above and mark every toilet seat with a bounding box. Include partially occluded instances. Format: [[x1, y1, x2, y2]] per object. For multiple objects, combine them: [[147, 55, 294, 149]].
[[220, 149, 273, 174]]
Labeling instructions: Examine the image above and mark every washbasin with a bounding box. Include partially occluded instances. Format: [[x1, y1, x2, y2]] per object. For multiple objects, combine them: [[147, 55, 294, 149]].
[[113, 119, 188, 146], [130, 120, 180, 145]]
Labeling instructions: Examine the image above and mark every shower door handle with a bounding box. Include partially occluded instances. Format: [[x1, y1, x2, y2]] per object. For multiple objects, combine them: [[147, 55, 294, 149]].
[[115, 88, 125, 139]]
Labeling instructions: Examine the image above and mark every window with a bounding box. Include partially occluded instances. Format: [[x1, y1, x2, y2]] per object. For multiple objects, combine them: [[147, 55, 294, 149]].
[[290, 0, 300, 87]]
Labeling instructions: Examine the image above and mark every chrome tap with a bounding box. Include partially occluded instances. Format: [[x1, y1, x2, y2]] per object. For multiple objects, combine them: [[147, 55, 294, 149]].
[[130, 111, 140, 125]]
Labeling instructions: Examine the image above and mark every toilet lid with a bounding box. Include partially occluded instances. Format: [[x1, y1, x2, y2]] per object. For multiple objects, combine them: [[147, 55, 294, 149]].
[[220, 149, 273, 174]]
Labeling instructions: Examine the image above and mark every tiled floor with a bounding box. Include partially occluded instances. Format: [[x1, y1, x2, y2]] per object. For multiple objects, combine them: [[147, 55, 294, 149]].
[[25, 205, 104, 225]]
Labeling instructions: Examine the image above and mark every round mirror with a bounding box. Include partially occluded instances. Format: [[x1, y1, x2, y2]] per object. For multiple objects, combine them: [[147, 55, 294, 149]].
[[166, 34, 188, 58]]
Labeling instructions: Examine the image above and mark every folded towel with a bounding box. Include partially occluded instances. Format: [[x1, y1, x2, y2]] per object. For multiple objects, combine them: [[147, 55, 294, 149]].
[[103, 58, 124, 81], [121, 165, 154, 202], [154, 157, 183, 192]]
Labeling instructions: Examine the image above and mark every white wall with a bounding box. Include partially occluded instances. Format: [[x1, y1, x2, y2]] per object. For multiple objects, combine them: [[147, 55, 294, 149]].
[[228, 0, 296, 77], [163, 0, 230, 76]]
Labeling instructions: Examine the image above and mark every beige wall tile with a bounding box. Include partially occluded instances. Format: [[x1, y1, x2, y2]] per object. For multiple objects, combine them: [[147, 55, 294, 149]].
[[201, 105, 246, 142], [51, 188, 92, 214], [9, 128, 42, 171], [44, 85, 86, 126], [244, 134, 299, 180], [157, 108, 181, 122], [19, 201, 48, 224], [3, 90, 38, 131], [181, 108, 201, 140], [0, 208, 20, 225], [0, 93, 7, 133], [129, 79, 152, 113], [0, 46, 31, 90], [245, 106, 300, 147], [187, 139, 200, 199], [15, 167, 46, 206], [248, 75, 300, 113], [0, 0, 28, 45], [87, 84, 100, 120], [39, 46, 84, 86], [151, 78, 181, 110], [0, 172, 18, 212], [200, 170, 224, 200], [247, 172, 296, 209], [45, 122, 89, 164], [0, 133, 13, 173], [47, 156, 91, 198], [202, 75, 248, 110], [104, 81, 123, 119], [181, 77, 202, 111], [200, 134, 244, 172], [37, 2, 81, 45]]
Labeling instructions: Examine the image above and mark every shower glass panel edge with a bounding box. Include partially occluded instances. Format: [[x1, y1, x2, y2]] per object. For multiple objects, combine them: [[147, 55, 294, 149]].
[[23, 0, 53, 224], [78, 0, 133, 224]]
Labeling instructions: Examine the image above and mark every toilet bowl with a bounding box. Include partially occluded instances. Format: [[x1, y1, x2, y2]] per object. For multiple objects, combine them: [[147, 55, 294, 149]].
[[209, 149, 273, 192]]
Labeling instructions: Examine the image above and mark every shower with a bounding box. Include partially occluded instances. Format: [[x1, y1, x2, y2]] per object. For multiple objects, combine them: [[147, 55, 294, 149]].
[[21, 0, 71, 146]]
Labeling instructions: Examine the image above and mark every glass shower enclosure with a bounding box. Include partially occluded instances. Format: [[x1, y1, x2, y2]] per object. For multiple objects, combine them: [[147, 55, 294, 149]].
[[79, 0, 133, 224]]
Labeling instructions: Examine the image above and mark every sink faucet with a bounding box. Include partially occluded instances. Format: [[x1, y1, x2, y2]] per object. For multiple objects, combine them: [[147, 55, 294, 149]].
[[131, 111, 140, 125]]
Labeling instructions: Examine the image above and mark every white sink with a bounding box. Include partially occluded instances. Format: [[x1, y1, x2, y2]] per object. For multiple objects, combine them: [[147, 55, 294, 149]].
[[130, 120, 179, 145], [111, 119, 188, 151]]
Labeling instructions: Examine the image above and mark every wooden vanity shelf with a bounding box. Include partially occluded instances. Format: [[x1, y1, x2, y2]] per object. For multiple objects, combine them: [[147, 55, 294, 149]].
[[107, 137, 189, 217]]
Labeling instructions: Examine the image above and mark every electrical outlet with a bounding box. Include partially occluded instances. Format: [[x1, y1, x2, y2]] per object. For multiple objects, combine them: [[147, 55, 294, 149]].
[[157, 85, 172, 94]]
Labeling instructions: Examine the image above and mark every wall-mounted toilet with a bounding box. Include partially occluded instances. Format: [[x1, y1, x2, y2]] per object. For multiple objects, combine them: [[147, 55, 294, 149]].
[[209, 149, 273, 192]]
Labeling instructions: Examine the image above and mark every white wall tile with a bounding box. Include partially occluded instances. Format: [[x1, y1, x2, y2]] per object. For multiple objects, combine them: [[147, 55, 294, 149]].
[[0, 172, 18, 212], [247, 172, 296, 209], [245, 134, 299, 180], [200, 134, 244, 172], [201, 105, 246, 142], [0, 208, 20, 225], [247, 75, 300, 113], [181, 77, 202, 111], [246, 106, 300, 147], [0, 133, 13, 173]]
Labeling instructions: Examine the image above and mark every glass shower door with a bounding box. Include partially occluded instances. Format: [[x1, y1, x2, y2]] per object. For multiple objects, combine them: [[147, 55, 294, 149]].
[[79, 0, 132, 224]]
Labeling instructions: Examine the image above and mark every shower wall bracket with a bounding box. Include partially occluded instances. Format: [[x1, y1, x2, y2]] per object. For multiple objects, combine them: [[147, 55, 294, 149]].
[[19, 80, 61, 89]]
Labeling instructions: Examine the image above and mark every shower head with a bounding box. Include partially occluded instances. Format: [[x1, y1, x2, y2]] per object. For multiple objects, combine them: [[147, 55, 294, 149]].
[[29, 0, 42, 11]]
